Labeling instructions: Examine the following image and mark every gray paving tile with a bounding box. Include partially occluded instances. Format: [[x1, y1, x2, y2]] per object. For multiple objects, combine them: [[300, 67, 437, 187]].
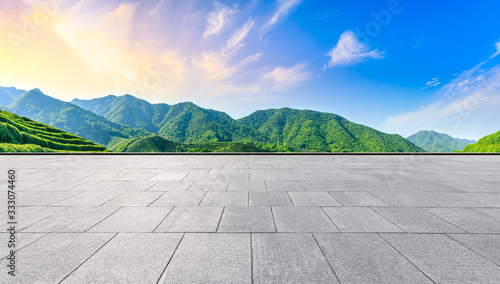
[[182, 173, 218, 182], [6, 233, 113, 283], [23, 180, 86, 191], [370, 181, 422, 192], [160, 233, 251, 283], [22, 207, 118, 232], [105, 181, 159, 191], [0, 232, 47, 259], [415, 192, 487, 207], [19, 191, 81, 206], [370, 192, 437, 207], [18, 206, 68, 229], [187, 181, 229, 191], [102, 191, 163, 206], [265, 181, 305, 191], [249, 173, 279, 181], [273, 207, 338, 232], [448, 234, 500, 266], [114, 173, 159, 181], [147, 181, 193, 191], [63, 233, 182, 283], [52, 191, 125, 206], [218, 207, 275, 232], [474, 208, 500, 220], [425, 208, 500, 233], [306, 173, 345, 181], [147, 173, 188, 181], [329, 192, 389, 206], [323, 207, 402, 232], [466, 193, 500, 207], [216, 173, 249, 181], [277, 173, 312, 181], [199, 192, 248, 206], [66, 181, 123, 191], [288, 192, 342, 206], [410, 182, 464, 192], [253, 233, 338, 284], [155, 207, 223, 232], [315, 233, 433, 284], [227, 181, 266, 191], [336, 181, 382, 191], [149, 191, 205, 206], [382, 234, 500, 283], [88, 207, 172, 232], [374, 207, 465, 233], [299, 181, 343, 191], [249, 192, 293, 207]]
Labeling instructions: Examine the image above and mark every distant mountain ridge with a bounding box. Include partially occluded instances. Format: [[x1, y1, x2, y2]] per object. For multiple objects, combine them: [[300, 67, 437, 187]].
[[4, 89, 149, 146], [72, 95, 267, 143], [462, 130, 500, 152], [407, 130, 475, 152], [0, 86, 26, 106], [238, 108, 423, 152], [6, 88, 424, 152]]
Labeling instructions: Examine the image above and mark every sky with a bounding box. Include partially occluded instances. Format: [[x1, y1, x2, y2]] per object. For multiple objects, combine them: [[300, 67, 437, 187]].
[[1, 0, 499, 140]]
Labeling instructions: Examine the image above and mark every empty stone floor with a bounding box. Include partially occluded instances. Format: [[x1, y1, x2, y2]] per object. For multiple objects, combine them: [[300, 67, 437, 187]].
[[1, 154, 500, 283]]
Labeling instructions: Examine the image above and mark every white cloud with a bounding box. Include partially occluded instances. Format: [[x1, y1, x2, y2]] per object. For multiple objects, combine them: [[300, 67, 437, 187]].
[[264, 0, 301, 30], [262, 63, 311, 91], [383, 65, 500, 140], [203, 2, 237, 38], [326, 30, 384, 67], [492, 40, 500, 58], [224, 20, 255, 54], [422, 77, 440, 89]]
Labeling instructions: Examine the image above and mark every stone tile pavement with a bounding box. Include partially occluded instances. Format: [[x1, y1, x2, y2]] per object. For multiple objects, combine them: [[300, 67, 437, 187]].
[[1, 154, 500, 283]]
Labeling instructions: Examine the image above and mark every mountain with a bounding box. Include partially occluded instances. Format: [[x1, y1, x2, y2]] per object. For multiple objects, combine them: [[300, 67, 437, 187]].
[[407, 130, 476, 152], [113, 135, 269, 153], [0, 109, 105, 152], [72, 95, 266, 143], [462, 130, 500, 152], [237, 108, 423, 152], [4, 89, 149, 146], [0, 86, 26, 106]]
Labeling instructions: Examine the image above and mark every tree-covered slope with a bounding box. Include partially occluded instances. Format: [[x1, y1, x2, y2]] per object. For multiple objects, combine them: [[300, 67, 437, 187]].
[[407, 130, 476, 152], [462, 130, 500, 152], [71, 95, 170, 133], [238, 108, 423, 152], [72, 95, 266, 143], [5, 89, 149, 146], [0, 86, 25, 106], [0, 109, 105, 152]]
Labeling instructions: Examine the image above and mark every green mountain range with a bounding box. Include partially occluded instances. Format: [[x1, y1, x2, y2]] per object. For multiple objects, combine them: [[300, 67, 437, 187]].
[[238, 108, 423, 152], [0, 86, 25, 106], [462, 130, 500, 152], [0, 109, 105, 152], [4, 88, 429, 152], [407, 130, 476, 152], [71, 95, 266, 143], [3, 89, 149, 146], [72, 94, 423, 152]]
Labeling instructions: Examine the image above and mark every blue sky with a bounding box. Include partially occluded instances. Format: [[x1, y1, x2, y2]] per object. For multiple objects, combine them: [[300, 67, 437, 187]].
[[1, 0, 500, 140]]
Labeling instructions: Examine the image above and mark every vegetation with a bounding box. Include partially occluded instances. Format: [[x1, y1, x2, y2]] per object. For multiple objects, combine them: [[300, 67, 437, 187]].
[[237, 108, 424, 152], [4, 89, 149, 146], [0, 109, 106, 152], [72, 96, 267, 143], [461, 130, 500, 152], [407, 130, 475, 152], [114, 135, 269, 153]]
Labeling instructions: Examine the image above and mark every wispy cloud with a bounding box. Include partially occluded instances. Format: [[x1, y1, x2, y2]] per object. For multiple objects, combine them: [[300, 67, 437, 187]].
[[264, 0, 301, 30], [383, 42, 500, 140], [203, 2, 237, 38], [224, 19, 254, 54], [492, 39, 500, 58], [326, 30, 384, 67], [421, 77, 440, 89], [263, 63, 311, 91]]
